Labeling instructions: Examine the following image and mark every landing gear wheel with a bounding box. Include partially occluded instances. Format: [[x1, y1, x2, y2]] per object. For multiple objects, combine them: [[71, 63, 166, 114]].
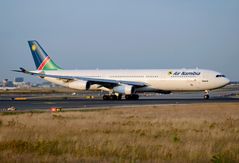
[[204, 94, 209, 100], [103, 95, 110, 100], [103, 94, 121, 100], [125, 94, 139, 100], [204, 90, 210, 100], [132, 94, 139, 100], [125, 95, 130, 100], [117, 94, 122, 100], [110, 95, 117, 100]]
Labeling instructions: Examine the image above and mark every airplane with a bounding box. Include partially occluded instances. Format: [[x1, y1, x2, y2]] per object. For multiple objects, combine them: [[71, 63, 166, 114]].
[[14, 40, 230, 100]]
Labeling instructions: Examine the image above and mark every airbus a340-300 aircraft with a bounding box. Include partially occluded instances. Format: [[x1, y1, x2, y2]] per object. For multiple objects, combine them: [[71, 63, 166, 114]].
[[14, 40, 230, 100]]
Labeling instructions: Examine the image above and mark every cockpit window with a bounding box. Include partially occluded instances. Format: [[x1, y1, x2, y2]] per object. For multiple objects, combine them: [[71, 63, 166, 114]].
[[216, 74, 226, 78]]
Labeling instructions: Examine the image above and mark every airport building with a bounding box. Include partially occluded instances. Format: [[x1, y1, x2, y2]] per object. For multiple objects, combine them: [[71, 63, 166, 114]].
[[2, 79, 14, 87], [13, 77, 25, 87], [0, 77, 32, 88], [14, 77, 24, 83]]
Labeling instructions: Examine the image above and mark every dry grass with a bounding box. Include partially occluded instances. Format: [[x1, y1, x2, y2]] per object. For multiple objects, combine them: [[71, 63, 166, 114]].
[[0, 103, 239, 162]]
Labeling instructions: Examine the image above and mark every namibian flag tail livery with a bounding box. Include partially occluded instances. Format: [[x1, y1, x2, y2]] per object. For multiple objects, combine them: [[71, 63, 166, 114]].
[[28, 40, 62, 70]]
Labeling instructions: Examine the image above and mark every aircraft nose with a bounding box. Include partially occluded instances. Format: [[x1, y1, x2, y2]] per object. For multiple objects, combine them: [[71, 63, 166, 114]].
[[223, 78, 230, 86]]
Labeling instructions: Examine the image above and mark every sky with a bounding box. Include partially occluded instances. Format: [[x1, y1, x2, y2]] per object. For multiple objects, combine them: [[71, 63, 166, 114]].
[[0, 0, 239, 83]]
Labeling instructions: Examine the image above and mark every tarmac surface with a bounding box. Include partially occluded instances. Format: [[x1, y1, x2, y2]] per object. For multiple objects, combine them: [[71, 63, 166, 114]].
[[1, 84, 239, 111], [0, 81, 239, 112], [1, 94, 239, 111]]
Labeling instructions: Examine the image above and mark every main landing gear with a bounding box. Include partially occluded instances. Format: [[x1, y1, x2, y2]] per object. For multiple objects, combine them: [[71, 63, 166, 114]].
[[103, 94, 122, 100], [204, 90, 210, 100], [125, 94, 139, 100], [102, 94, 139, 100]]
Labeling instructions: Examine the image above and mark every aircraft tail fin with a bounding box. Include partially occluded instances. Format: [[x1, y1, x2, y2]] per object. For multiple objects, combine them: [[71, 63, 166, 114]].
[[28, 40, 62, 70]]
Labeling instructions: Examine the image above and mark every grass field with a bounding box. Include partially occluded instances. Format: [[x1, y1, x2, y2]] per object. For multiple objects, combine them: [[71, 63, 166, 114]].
[[0, 103, 239, 162]]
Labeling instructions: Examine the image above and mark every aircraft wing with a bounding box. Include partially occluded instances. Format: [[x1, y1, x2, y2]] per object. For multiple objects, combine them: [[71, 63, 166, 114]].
[[13, 67, 147, 88]]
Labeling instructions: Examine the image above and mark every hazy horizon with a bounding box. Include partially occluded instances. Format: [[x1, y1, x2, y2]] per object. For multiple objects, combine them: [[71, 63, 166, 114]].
[[0, 1, 239, 83]]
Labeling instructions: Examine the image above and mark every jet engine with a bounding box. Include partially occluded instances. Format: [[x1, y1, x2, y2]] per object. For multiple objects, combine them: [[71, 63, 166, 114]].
[[68, 80, 90, 90], [113, 84, 135, 95]]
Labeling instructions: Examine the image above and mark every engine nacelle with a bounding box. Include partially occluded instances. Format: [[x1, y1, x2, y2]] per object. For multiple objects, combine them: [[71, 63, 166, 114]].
[[113, 84, 135, 95], [68, 80, 90, 90]]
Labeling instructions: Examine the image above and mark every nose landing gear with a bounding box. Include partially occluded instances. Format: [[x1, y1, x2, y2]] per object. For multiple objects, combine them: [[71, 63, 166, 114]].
[[204, 90, 210, 100]]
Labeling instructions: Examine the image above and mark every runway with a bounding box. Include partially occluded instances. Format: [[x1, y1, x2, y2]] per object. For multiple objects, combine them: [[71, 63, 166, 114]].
[[1, 85, 239, 111], [1, 96, 239, 111]]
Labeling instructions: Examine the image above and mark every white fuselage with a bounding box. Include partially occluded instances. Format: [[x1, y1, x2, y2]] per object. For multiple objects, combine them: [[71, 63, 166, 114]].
[[38, 69, 230, 93]]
